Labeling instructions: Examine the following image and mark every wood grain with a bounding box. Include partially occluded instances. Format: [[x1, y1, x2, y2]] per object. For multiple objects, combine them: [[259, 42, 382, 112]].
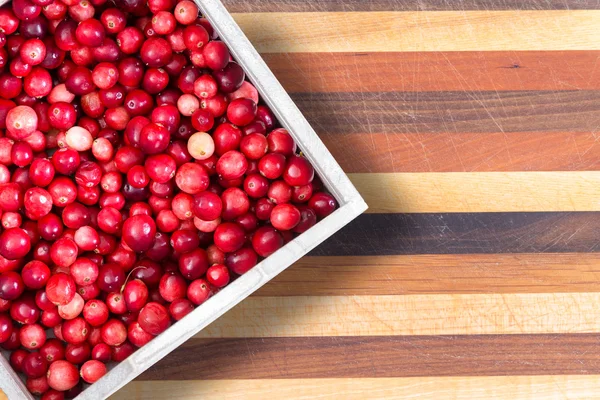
[[264, 52, 600, 93], [116, 376, 600, 400], [232, 11, 600, 53], [352, 172, 600, 213], [292, 91, 600, 135], [224, 0, 600, 12], [140, 334, 600, 380], [193, 293, 600, 338], [311, 212, 600, 256], [323, 132, 600, 173], [256, 254, 600, 296]]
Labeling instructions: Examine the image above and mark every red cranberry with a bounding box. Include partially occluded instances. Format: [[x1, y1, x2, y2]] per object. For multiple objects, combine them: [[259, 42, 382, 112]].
[[122, 214, 156, 252], [80, 359, 106, 383], [309, 192, 337, 218], [213, 222, 245, 253], [47, 360, 79, 391], [140, 37, 172, 67], [65, 341, 91, 364], [206, 263, 230, 287], [217, 150, 248, 180], [175, 162, 209, 194], [226, 247, 258, 275], [252, 226, 283, 257], [221, 187, 250, 220], [22, 352, 48, 379], [169, 298, 194, 321], [187, 278, 210, 305], [97, 263, 124, 292], [0, 227, 31, 259], [123, 279, 148, 312], [21, 260, 50, 289], [158, 272, 186, 302], [202, 41, 229, 70], [214, 62, 245, 94], [258, 153, 286, 179], [138, 302, 170, 335]]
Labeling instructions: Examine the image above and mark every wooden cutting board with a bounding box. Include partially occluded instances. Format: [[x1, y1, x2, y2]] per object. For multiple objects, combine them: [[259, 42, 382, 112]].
[[112, 1, 600, 399]]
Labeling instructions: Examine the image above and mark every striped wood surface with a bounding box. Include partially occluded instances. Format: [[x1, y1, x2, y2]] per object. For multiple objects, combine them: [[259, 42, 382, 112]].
[[112, 2, 600, 399]]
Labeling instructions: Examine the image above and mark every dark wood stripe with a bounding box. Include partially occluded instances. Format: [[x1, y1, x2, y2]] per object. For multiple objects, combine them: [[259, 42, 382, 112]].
[[254, 254, 600, 296], [139, 334, 600, 380], [264, 52, 600, 93], [310, 212, 600, 256], [291, 91, 600, 135], [224, 0, 600, 12], [322, 132, 600, 172]]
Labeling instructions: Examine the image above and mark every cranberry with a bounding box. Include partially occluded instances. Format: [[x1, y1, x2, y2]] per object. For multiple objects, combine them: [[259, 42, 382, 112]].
[[0, 227, 31, 259], [111, 341, 135, 362], [214, 62, 245, 94], [244, 174, 269, 198], [217, 150, 248, 180], [101, 8, 126, 34], [240, 133, 268, 160], [191, 191, 221, 221], [252, 226, 283, 257], [11, 293, 40, 324], [0, 312, 13, 343], [202, 41, 229, 70], [309, 192, 337, 218], [22, 352, 48, 378], [175, 162, 209, 194], [45, 272, 76, 305], [40, 338, 65, 364], [169, 298, 194, 321], [75, 18, 104, 47], [213, 222, 245, 253], [187, 278, 210, 305], [174, 0, 197, 25], [226, 247, 258, 275], [101, 318, 127, 346], [21, 260, 50, 289], [47, 360, 79, 391], [139, 122, 170, 154], [140, 37, 172, 67], [122, 214, 156, 252], [123, 279, 148, 312], [229, 81, 259, 104], [206, 263, 230, 287], [10, 348, 28, 372], [116, 26, 143, 54], [138, 301, 170, 335], [97, 263, 124, 292], [65, 342, 91, 364], [151, 104, 179, 133], [91, 342, 111, 362], [80, 359, 106, 383], [221, 187, 249, 220], [258, 153, 286, 180]]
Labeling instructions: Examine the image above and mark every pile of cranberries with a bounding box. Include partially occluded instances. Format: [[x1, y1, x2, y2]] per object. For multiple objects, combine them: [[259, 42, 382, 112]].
[[0, 0, 338, 397]]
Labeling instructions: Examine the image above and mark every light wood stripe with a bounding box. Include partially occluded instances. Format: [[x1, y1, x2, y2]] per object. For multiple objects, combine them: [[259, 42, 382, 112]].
[[232, 11, 600, 52], [350, 172, 600, 213], [116, 376, 600, 400], [194, 293, 600, 338], [256, 254, 600, 296]]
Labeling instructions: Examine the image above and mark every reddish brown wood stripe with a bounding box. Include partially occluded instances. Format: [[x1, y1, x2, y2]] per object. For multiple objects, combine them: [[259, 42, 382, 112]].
[[322, 132, 600, 172], [264, 52, 600, 93], [223, 0, 600, 12], [139, 334, 600, 380], [255, 254, 600, 296], [291, 91, 600, 135]]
